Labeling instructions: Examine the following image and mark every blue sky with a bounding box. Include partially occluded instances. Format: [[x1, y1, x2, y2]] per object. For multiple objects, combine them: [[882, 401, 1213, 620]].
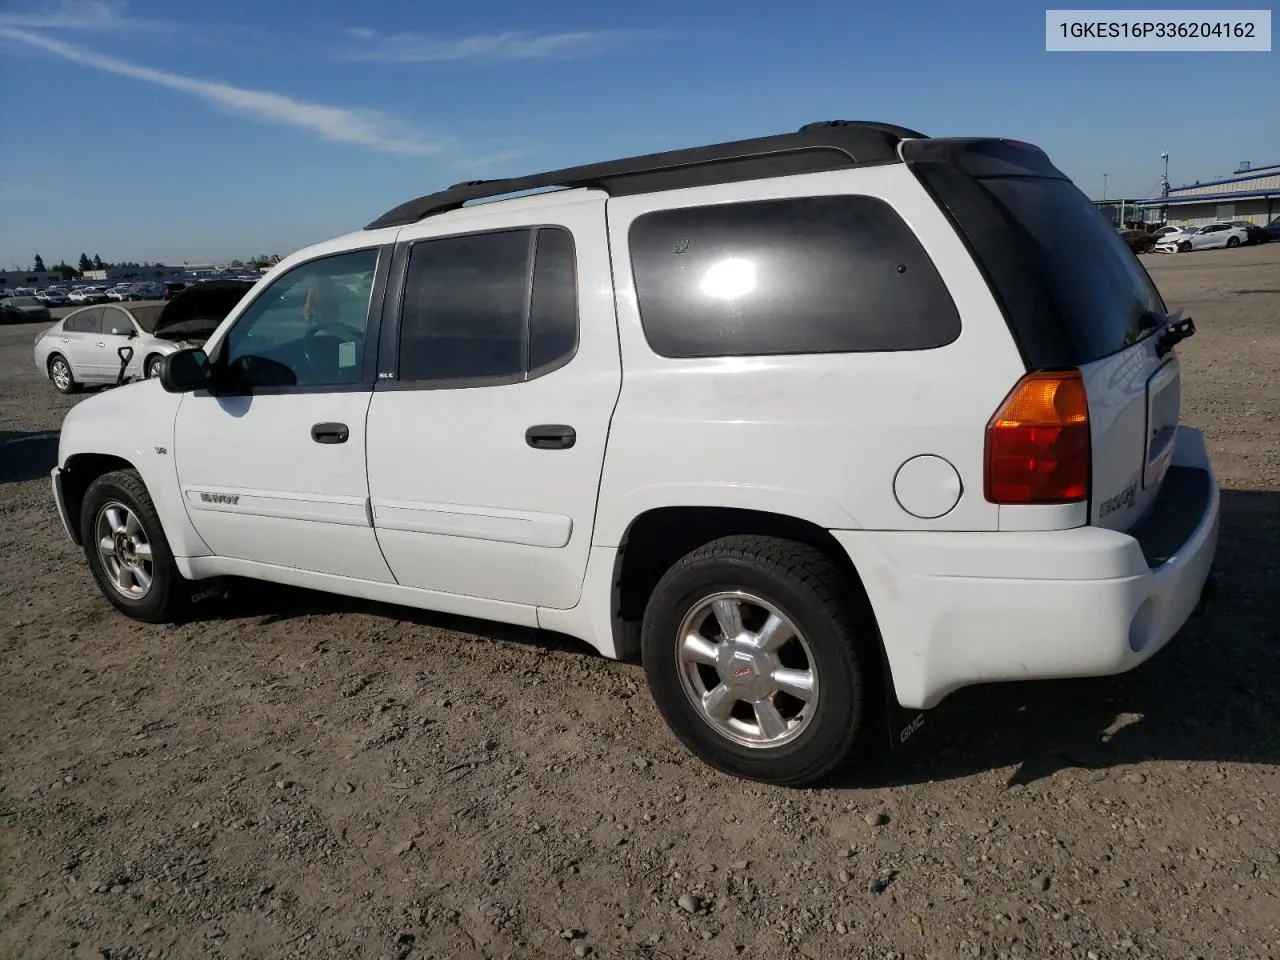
[[0, 0, 1276, 267]]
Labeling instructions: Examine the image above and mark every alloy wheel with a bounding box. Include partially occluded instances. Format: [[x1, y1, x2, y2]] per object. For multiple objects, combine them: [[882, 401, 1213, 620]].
[[95, 501, 155, 599], [676, 591, 818, 749]]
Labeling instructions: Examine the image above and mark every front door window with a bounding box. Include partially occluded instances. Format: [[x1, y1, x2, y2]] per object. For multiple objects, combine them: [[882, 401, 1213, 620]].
[[220, 250, 379, 388]]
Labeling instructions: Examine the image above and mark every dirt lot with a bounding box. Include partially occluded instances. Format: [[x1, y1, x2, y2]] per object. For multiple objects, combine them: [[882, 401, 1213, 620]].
[[2, 246, 1278, 960]]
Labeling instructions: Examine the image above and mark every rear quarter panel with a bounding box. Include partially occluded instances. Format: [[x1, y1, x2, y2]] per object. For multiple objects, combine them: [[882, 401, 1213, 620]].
[[594, 165, 1027, 546]]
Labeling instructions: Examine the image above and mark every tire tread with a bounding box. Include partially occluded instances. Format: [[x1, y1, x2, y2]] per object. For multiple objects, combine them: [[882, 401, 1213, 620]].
[[642, 534, 873, 786], [81, 469, 189, 622]]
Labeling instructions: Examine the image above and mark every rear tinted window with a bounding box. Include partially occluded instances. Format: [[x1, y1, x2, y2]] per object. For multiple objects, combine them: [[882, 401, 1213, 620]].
[[629, 196, 960, 358], [977, 178, 1165, 363]]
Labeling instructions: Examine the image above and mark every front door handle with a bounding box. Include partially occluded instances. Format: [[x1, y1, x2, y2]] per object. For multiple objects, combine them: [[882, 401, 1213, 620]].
[[311, 422, 350, 444], [526, 424, 576, 450]]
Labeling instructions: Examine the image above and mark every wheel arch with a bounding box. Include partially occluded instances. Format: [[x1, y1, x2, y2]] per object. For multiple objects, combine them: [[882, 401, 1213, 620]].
[[612, 506, 880, 667], [60, 453, 136, 545]]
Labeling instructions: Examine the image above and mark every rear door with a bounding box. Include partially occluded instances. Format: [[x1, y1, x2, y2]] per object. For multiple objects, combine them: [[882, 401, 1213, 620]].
[[61, 307, 104, 380], [364, 191, 621, 611], [905, 140, 1181, 533]]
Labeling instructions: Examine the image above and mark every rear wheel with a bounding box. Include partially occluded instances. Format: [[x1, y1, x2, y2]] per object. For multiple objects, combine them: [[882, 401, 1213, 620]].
[[641, 535, 876, 785], [48, 354, 81, 394], [80, 469, 190, 622], [1226, 236, 1240, 248]]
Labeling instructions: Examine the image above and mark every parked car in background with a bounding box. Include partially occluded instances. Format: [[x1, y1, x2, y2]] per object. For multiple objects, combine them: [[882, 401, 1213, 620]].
[[68, 287, 110, 304], [1, 295, 53, 323], [106, 287, 132, 302], [1264, 216, 1280, 243], [37, 289, 71, 307], [162, 281, 188, 300], [1155, 222, 1249, 253], [33, 279, 254, 393], [1119, 228, 1157, 254], [1227, 221, 1270, 245]]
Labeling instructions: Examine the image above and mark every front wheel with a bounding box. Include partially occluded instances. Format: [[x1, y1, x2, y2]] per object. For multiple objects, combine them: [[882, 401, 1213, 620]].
[[1226, 236, 1240, 248], [641, 535, 876, 785], [80, 469, 190, 622], [144, 354, 163, 378], [1178, 241, 1192, 252]]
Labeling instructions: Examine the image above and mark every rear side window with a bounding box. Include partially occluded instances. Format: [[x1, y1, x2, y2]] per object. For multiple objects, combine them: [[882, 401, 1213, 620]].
[[398, 227, 577, 383], [628, 196, 960, 358], [66, 308, 102, 333]]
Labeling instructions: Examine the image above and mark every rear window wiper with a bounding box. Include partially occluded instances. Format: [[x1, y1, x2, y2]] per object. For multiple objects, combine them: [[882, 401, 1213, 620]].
[[1154, 313, 1195, 358]]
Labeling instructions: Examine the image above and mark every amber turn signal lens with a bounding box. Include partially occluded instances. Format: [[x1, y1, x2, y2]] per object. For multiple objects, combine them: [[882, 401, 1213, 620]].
[[985, 370, 1090, 505]]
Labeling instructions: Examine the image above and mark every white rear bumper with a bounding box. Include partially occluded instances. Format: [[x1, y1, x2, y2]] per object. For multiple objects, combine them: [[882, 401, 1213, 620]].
[[836, 427, 1220, 710]]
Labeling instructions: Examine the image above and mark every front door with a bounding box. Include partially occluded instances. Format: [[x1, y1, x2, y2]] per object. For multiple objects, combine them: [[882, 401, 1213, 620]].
[[365, 194, 621, 609], [100, 306, 138, 380], [173, 247, 395, 582]]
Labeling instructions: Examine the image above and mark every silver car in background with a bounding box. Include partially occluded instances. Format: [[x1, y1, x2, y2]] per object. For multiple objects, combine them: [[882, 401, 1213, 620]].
[[33, 280, 254, 394]]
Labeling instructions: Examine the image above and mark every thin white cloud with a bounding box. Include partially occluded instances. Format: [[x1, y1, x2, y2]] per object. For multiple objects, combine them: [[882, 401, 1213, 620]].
[[344, 28, 652, 63], [0, 0, 167, 34], [0, 28, 447, 157]]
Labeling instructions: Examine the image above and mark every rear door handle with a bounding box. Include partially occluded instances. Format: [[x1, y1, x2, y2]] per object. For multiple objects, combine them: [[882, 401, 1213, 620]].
[[525, 424, 576, 450], [311, 422, 350, 444]]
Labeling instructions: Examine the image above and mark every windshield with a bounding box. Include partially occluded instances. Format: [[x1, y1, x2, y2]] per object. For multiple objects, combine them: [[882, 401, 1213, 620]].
[[11, 297, 40, 306], [129, 304, 165, 332]]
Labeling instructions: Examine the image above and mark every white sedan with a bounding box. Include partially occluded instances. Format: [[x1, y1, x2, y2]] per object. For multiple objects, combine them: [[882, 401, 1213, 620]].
[[1154, 222, 1250, 253], [33, 281, 254, 393]]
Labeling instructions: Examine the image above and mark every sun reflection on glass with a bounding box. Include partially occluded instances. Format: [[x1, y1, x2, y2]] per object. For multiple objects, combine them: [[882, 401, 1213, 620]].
[[698, 258, 757, 301]]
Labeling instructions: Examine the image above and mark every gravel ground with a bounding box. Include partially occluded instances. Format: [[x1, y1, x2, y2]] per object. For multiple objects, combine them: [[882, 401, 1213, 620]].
[[2, 245, 1278, 960]]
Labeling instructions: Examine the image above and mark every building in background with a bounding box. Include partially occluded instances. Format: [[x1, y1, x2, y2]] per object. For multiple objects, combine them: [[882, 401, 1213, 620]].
[[80, 265, 189, 281], [1093, 199, 1161, 229], [0, 270, 61, 291], [1134, 161, 1280, 226]]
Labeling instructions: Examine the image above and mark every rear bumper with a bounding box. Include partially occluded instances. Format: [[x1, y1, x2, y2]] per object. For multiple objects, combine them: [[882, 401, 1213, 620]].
[[836, 427, 1220, 710]]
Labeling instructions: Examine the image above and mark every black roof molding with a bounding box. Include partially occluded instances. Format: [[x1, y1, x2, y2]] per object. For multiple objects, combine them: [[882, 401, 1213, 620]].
[[365, 120, 929, 230]]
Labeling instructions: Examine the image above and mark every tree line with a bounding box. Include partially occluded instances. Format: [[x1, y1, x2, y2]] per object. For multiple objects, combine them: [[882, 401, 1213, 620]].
[[23, 253, 283, 281]]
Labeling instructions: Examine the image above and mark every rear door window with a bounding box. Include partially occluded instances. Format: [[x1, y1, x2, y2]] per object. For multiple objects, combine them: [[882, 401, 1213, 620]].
[[628, 196, 960, 358], [66, 308, 102, 333], [396, 226, 579, 384]]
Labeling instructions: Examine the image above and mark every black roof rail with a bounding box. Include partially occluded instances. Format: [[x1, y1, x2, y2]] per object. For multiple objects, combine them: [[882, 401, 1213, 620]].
[[365, 120, 928, 230]]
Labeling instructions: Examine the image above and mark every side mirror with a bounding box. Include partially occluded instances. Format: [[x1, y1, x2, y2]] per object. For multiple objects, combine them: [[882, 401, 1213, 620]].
[[158, 347, 213, 393]]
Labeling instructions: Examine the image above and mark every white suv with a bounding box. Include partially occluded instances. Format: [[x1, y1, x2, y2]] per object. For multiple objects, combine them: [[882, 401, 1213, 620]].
[[51, 122, 1220, 785]]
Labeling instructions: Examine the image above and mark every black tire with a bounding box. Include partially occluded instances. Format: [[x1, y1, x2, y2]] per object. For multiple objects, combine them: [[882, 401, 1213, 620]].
[[1226, 236, 1240, 248], [80, 469, 190, 623], [144, 354, 163, 379], [641, 535, 876, 785], [1178, 241, 1192, 252], [47, 354, 82, 394]]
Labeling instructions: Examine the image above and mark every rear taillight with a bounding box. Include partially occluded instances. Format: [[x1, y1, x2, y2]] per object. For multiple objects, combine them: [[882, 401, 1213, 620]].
[[985, 370, 1090, 504]]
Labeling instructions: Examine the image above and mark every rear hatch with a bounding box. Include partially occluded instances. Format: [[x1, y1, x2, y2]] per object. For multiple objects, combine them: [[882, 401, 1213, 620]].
[[904, 138, 1182, 533]]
